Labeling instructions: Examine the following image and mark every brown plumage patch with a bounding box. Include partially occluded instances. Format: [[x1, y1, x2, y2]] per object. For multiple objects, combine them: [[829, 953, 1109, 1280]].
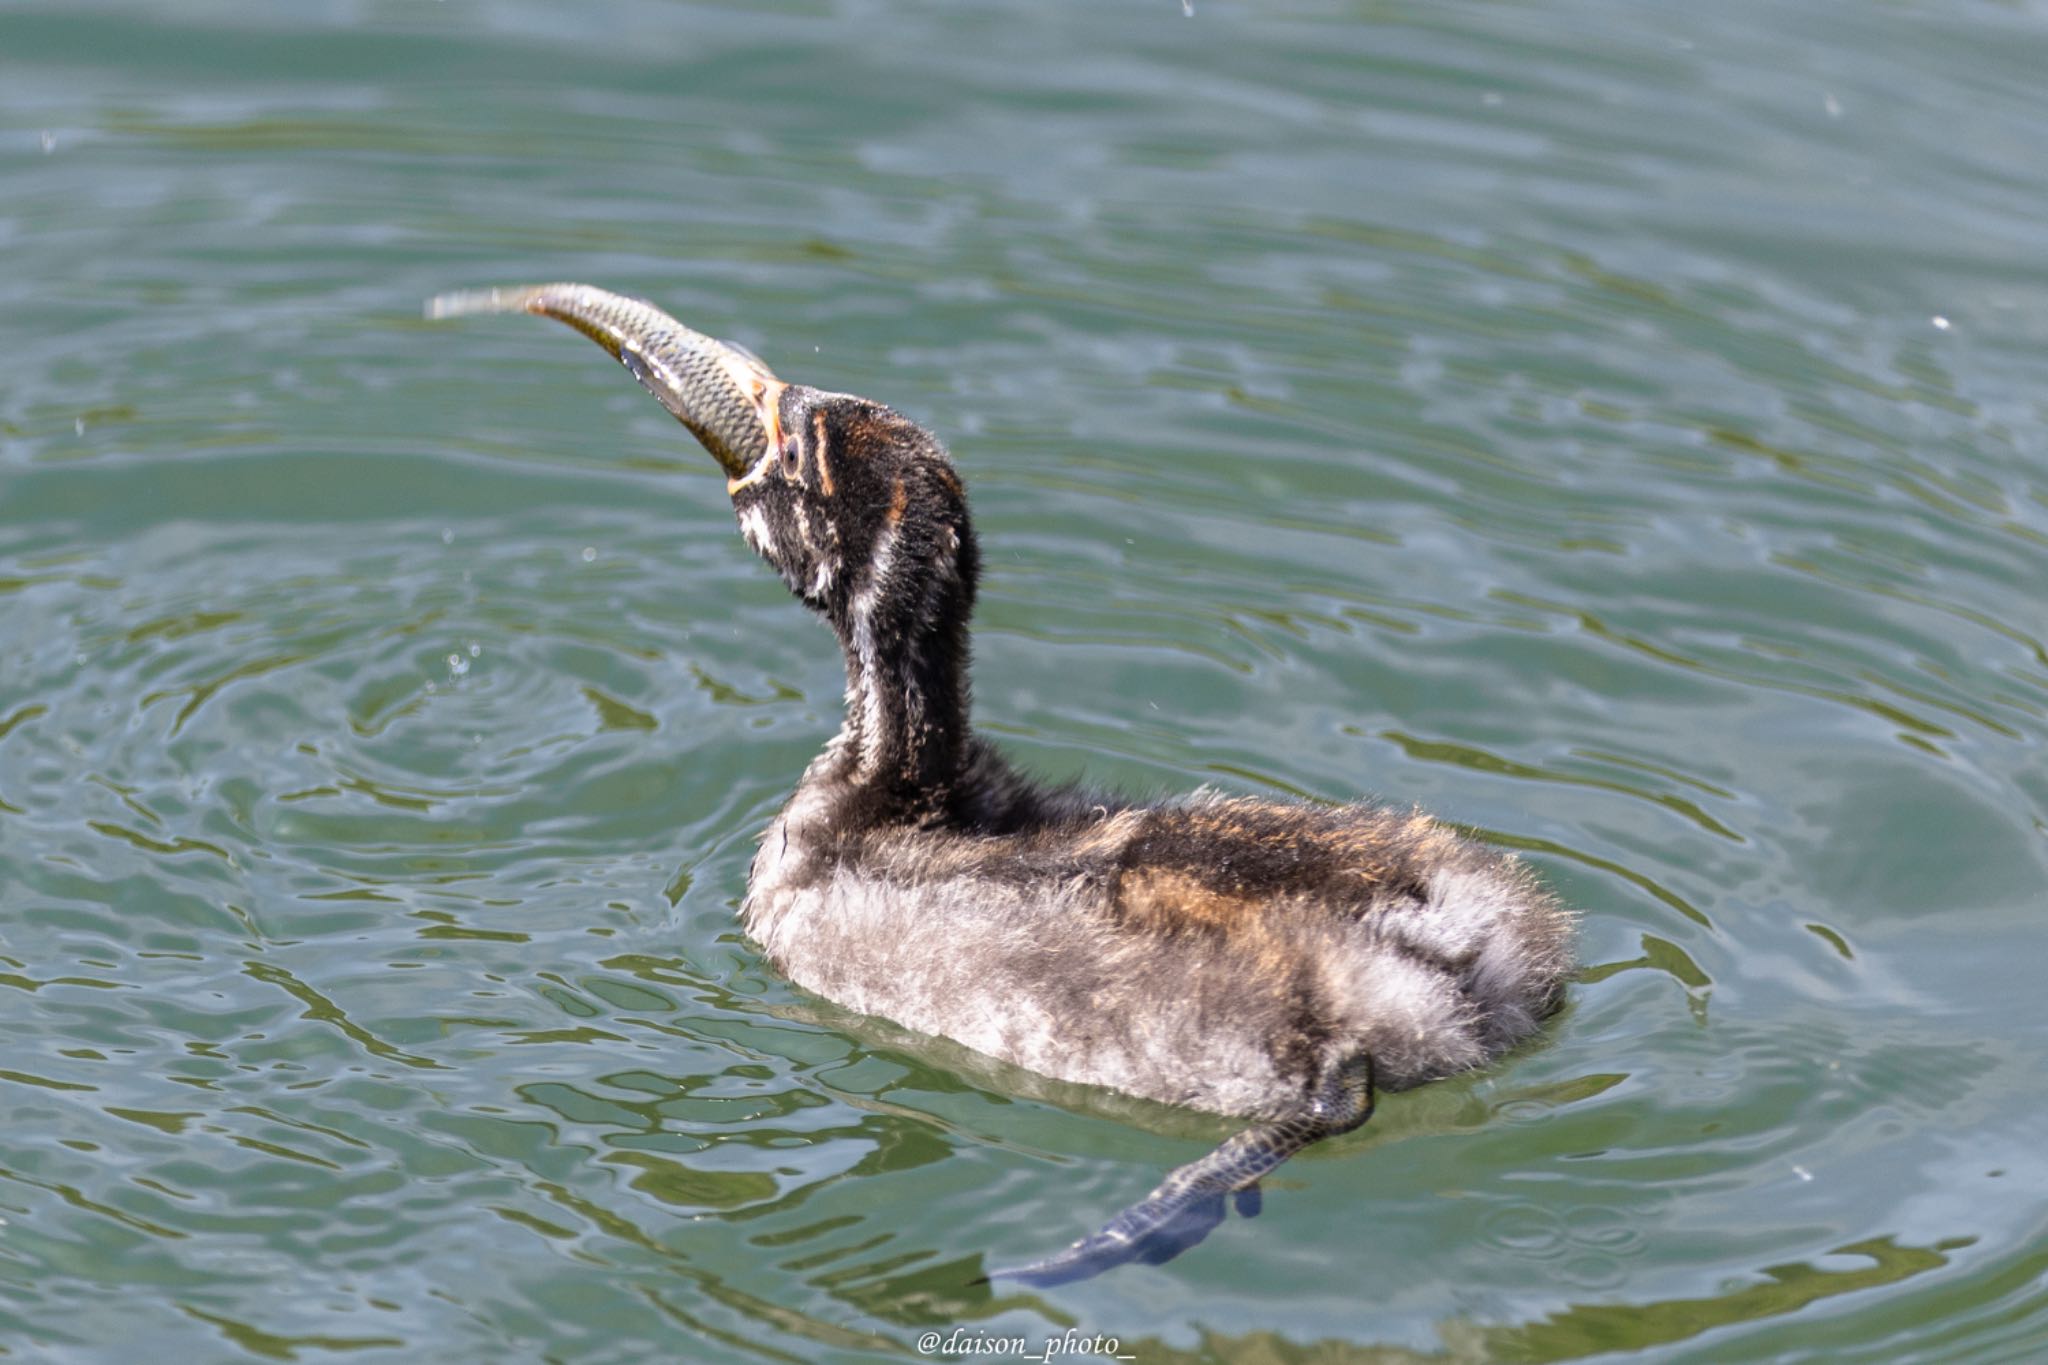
[[886, 477, 908, 526], [1073, 809, 1145, 857], [1109, 798, 1459, 920], [1112, 863, 1308, 989], [1115, 866, 1270, 936]]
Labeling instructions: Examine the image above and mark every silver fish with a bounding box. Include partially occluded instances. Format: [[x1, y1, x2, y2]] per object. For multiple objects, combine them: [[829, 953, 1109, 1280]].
[[427, 283, 783, 479]]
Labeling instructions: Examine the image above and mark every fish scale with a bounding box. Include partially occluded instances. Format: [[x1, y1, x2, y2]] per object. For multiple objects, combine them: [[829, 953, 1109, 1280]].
[[427, 283, 778, 476]]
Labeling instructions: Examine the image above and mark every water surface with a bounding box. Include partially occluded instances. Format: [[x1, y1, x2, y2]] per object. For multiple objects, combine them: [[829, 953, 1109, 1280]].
[[4, 1, 2047, 1360]]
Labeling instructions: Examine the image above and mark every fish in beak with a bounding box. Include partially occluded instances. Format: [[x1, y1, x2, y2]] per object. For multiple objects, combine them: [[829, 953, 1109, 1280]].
[[427, 283, 784, 483]]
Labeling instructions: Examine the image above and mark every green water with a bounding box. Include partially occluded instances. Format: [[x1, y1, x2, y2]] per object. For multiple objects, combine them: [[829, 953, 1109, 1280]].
[[5, 1, 2046, 1360]]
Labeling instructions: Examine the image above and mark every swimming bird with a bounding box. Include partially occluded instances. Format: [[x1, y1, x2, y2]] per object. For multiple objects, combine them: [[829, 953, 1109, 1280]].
[[429, 284, 1576, 1285]]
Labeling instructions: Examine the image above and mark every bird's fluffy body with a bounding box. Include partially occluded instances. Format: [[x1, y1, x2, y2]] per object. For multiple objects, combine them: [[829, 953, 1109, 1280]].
[[722, 382, 1574, 1126], [745, 741, 1572, 1118]]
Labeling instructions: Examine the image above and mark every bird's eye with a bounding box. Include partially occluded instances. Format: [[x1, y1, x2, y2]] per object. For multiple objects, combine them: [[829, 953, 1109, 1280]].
[[780, 438, 802, 482]]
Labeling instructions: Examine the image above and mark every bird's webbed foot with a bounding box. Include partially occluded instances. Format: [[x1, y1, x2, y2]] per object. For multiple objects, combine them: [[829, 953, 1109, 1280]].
[[981, 1051, 1374, 1288], [983, 1177, 1234, 1288]]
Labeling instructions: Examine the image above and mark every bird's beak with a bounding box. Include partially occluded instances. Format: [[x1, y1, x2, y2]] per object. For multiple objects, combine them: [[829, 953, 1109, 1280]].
[[427, 283, 785, 482]]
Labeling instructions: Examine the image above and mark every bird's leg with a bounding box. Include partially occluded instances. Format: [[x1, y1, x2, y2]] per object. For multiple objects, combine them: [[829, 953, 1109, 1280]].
[[984, 1050, 1375, 1288]]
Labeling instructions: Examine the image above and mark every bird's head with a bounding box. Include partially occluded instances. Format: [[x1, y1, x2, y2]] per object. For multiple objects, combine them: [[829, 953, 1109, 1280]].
[[724, 383, 976, 634], [428, 284, 977, 636], [429, 285, 981, 786]]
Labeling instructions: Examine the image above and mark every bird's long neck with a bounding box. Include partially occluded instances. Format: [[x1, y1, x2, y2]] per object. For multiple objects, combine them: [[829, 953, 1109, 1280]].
[[822, 521, 978, 824]]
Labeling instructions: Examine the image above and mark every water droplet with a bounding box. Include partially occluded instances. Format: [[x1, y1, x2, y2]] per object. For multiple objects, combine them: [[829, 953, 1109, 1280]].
[[1793, 1164, 1814, 1182], [74, 416, 85, 437], [1181, 0, 1194, 13], [441, 528, 455, 545], [1931, 315, 1951, 331], [1565, 1206, 1642, 1252], [447, 652, 469, 678], [581, 546, 597, 562], [1481, 1203, 1567, 1257], [424, 681, 437, 693], [39, 130, 55, 154], [468, 643, 481, 658]]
